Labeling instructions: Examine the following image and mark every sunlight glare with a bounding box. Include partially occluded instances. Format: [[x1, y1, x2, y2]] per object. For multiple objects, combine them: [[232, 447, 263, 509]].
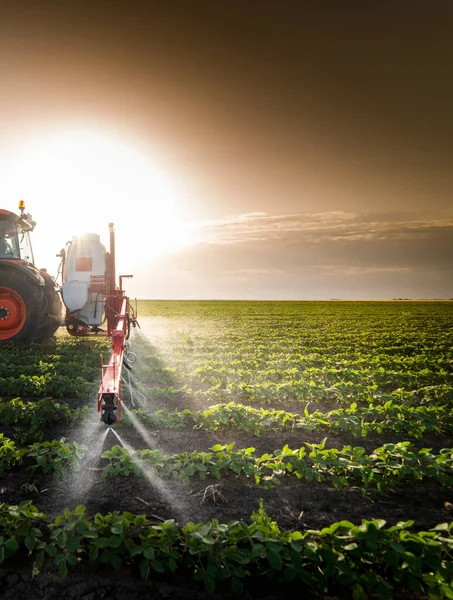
[[1, 130, 194, 272]]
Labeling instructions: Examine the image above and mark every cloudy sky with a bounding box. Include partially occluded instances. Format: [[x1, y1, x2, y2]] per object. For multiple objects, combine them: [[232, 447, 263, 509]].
[[1, 1, 452, 298]]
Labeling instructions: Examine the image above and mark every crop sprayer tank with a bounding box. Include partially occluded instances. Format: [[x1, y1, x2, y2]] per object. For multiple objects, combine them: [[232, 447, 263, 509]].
[[61, 233, 108, 328]]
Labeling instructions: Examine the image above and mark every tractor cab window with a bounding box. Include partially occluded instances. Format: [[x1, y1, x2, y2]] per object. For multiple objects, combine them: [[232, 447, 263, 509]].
[[0, 216, 20, 259], [18, 229, 34, 263]]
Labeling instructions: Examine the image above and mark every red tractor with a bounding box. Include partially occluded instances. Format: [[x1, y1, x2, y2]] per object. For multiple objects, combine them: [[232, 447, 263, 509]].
[[0, 201, 62, 342], [1, 201, 139, 425]]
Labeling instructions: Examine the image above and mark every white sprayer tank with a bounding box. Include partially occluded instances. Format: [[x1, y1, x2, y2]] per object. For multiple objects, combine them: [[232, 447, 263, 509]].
[[62, 233, 108, 326]]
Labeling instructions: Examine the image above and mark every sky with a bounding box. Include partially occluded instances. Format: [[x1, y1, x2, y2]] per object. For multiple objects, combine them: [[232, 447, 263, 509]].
[[0, 0, 452, 299]]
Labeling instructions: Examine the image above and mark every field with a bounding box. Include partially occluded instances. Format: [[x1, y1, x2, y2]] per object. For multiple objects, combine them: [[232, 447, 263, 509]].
[[1, 301, 452, 599]]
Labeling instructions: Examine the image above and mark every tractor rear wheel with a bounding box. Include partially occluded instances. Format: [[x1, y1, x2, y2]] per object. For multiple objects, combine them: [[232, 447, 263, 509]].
[[0, 268, 48, 342]]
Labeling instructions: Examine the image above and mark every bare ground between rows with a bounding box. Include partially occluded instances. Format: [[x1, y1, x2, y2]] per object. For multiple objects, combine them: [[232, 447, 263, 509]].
[[42, 416, 453, 456], [1, 461, 451, 532]]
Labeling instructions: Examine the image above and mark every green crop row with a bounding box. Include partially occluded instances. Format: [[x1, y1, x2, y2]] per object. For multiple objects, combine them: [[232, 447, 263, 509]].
[[135, 363, 453, 409], [0, 336, 110, 373], [2, 434, 452, 492], [184, 364, 453, 396], [0, 374, 92, 399], [102, 440, 453, 492], [1, 500, 452, 598], [0, 397, 91, 442], [195, 401, 453, 438], [119, 400, 453, 439], [0, 435, 86, 478], [0, 336, 111, 398]]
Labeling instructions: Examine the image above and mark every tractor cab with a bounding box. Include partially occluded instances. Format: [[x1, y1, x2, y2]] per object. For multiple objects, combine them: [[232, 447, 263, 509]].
[[0, 201, 62, 342], [0, 202, 36, 263]]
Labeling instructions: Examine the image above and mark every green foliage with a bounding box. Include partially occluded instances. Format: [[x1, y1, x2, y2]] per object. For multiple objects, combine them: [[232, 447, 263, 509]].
[[99, 441, 453, 492], [0, 501, 45, 565], [0, 336, 110, 398], [0, 433, 23, 472], [101, 445, 141, 478], [192, 401, 453, 438], [114, 399, 453, 440], [134, 300, 453, 410], [26, 440, 87, 478], [1, 500, 452, 598], [0, 397, 90, 442]]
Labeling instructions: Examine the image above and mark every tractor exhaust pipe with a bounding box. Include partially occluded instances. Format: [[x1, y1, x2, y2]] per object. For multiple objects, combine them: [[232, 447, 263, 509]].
[[108, 222, 116, 295]]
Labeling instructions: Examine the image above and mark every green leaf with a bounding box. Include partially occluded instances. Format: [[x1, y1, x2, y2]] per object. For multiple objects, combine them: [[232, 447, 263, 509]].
[[59, 561, 68, 577], [30, 527, 42, 538], [97, 537, 111, 548], [267, 549, 283, 571], [352, 583, 367, 600], [143, 547, 155, 560], [432, 523, 449, 531], [34, 550, 44, 569], [24, 536, 36, 551], [151, 560, 165, 573], [108, 536, 122, 548], [46, 545, 58, 558], [384, 550, 398, 567], [442, 584, 453, 600], [111, 523, 123, 535], [344, 542, 358, 551], [194, 569, 205, 582], [251, 543, 265, 558], [204, 575, 215, 594], [4, 538, 19, 553], [207, 565, 219, 578], [140, 559, 150, 580]]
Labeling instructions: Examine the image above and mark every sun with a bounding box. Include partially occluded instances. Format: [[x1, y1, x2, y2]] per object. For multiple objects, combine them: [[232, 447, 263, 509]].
[[1, 129, 193, 271]]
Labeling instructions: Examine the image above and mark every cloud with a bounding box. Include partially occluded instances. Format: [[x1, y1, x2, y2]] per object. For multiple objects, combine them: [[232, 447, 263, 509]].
[[129, 210, 453, 299], [191, 211, 453, 245], [314, 265, 412, 276]]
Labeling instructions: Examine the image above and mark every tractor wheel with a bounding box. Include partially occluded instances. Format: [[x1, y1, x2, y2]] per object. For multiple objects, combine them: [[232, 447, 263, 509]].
[[0, 268, 48, 342], [40, 271, 63, 340]]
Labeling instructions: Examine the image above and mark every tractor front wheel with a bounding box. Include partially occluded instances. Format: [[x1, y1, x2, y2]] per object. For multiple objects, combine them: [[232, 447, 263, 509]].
[[0, 269, 48, 342]]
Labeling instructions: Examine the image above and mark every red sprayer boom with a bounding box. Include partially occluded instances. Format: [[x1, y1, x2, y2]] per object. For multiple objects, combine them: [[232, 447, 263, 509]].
[[60, 223, 139, 425]]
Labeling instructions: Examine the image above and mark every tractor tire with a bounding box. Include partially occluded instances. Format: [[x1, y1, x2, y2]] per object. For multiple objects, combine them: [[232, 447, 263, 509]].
[[40, 271, 63, 340], [0, 268, 48, 342]]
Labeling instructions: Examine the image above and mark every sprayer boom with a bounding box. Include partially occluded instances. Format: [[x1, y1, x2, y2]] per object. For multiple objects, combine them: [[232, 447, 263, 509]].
[[98, 298, 128, 425]]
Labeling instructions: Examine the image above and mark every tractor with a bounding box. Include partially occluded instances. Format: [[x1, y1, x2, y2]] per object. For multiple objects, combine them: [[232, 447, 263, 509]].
[[1, 201, 139, 425], [0, 201, 62, 342]]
